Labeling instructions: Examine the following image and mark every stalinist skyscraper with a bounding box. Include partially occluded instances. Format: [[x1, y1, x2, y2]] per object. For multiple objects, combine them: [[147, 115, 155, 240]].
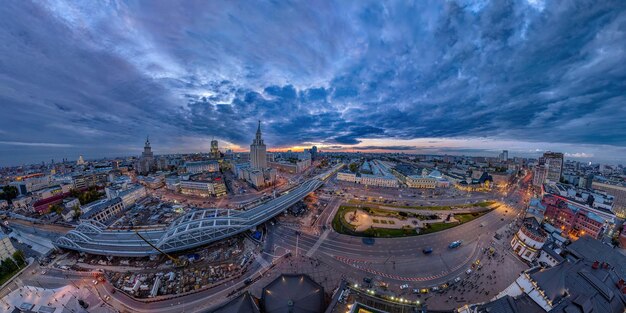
[[250, 120, 267, 169]]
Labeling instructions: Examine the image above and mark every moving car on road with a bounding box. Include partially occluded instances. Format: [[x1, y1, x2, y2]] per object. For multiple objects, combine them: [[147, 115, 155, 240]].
[[448, 240, 462, 249], [400, 284, 409, 290], [422, 247, 433, 254]]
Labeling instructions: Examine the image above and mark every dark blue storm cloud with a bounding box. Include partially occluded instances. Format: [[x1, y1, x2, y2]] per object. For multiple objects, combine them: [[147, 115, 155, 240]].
[[1, 0, 625, 165]]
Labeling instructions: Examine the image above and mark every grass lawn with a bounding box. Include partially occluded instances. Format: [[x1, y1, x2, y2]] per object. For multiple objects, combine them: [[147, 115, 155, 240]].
[[0, 268, 21, 286], [419, 222, 459, 234], [332, 206, 359, 234], [362, 226, 417, 237], [420, 210, 492, 235], [331, 204, 494, 238]]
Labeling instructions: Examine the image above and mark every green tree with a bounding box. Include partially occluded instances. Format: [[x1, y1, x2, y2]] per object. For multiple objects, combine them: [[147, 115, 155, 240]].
[[12, 250, 26, 267], [48, 204, 63, 215], [0, 185, 19, 203], [72, 204, 81, 219], [349, 163, 359, 173], [1, 258, 17, 273]]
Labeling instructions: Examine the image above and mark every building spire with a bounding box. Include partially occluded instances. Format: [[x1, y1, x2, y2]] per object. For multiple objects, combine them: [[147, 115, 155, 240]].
[[145, 135, 150, 147], [257, 120, 261, 135]]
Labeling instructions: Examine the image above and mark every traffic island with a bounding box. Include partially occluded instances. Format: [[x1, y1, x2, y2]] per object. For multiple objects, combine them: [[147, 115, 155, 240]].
[[332, 204, 496, 238]]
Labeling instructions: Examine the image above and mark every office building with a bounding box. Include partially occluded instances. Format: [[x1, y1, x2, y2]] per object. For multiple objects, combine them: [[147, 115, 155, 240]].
[[117, 185, 147, 208], [210, 139, 220, 159], [592, 181, 626, 219], [499, 150, 508, 162], [543, 152, 563, 183], [180, 174, 227, 197], [80, 198, 125, 224], [311, 145, 318, 159], [533, 164, 548, 188], [185, 161, 219, 174], [72, 172, 108, 190]]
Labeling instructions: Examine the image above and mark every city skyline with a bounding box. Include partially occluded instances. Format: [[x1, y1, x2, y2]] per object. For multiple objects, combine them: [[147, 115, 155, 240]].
[[1, 1, 626, 166], [2, 2, 626, 312]]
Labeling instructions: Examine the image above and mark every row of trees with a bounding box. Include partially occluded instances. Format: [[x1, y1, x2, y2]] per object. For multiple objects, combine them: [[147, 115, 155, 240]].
[[69, 187, 104, 205], [0, 250, 26, 281]]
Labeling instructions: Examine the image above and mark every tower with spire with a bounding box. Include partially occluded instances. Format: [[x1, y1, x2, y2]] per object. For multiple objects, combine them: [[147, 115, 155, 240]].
[[136, 135, 156, 174], [142, 136, 154, 159], [250, 120, 267, 169]]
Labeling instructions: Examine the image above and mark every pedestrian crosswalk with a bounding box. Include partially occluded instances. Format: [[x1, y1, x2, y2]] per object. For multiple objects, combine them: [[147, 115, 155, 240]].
[[306, 229, 330, 257]]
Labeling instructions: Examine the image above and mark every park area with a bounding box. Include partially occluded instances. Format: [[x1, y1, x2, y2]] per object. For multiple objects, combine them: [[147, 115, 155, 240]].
[[332, 201, 497, 238]]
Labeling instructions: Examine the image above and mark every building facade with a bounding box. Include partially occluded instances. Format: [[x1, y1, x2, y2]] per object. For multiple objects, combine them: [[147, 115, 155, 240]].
[[406, 176, 437, 188], [250, 121, 267, 170], [210, 139, 220, 159], [542, 152, 563, 183], [592, 181, 626, 219], [180, 175, 227, 197], [136, 137, 155, 175], [543, 195, 605, 239], [238, 121, 276, 189], [185, 161, 219, 174], [510, 217, 548, 262], [533, 164, 548, 188], [80, 198, 124, 224]]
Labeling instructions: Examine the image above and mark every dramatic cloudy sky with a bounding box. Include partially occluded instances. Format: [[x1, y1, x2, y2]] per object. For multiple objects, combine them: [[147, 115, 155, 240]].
[[1, 0, 626, 166]]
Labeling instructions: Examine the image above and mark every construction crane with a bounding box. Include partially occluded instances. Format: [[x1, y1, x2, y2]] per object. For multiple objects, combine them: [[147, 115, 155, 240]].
[[135, 231, 188, 268]]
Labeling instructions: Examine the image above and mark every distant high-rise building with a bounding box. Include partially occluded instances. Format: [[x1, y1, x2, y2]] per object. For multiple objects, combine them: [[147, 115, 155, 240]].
[[578, 173, 594, 190], [543, 152, 564, 183], [250, 121, 267, 169], [238, 121, 276, 189], [136, 136, 156, 174], [533, 164, 548, 188], [210, 139, 220, 159], [311, 146, 318, 159], [77, 155, 85, 165], [500, 150, 508, 162]]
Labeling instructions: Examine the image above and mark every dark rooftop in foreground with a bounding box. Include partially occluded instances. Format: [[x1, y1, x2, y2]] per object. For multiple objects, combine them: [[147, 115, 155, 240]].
[[474, 294, 543, 313], [467, 236, 626, 313], [529, 258, 626, 313], [566, 235, 626, 277], [209, 292, 260, 313], [262, 274, 325, 313]]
